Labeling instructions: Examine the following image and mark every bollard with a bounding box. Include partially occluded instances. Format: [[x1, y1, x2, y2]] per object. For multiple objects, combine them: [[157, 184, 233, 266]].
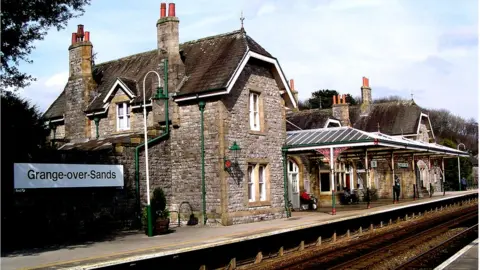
[[412, 212, 415, 218], [397, 216, 400, 223], [279, 246, 284, 257], [316, 236, 322, 246], [367, 187, 371, 209], [370, 223, 374, 232], [347, 229, 350, 238], [227, 258, 236, 270], [254, 252, 263, 264], [359, 226, 363, 234], [405, 214, 408, 221], [299, 241, 305, 251], [380, 221, 383, 228], [332, 190, 336, 215], [393, 186, 396, 204], [389, 218, 392, 225], [333, 231, 337, 242]]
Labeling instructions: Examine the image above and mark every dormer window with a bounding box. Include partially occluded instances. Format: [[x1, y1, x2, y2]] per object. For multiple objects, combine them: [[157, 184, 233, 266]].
[[249, 92, 260, 131], [117, 102, 130, 131]]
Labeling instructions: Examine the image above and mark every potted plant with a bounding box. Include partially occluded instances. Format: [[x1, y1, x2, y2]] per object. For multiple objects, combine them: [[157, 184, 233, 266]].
[[152, 187, 170, 234]]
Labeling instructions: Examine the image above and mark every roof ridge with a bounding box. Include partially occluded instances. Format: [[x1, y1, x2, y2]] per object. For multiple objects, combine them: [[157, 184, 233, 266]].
[[181, 29, 243, 45], [95, 49, 157, 67]]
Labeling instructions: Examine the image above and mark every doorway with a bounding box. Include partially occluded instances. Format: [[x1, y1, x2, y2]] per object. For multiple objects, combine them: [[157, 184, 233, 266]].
[[288, 160, 300, 209]]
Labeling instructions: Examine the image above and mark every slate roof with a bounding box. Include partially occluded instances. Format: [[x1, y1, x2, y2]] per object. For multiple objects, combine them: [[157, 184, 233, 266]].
[[44, 29, 273, 119], [286, 109, 335, 131], [352, 101, 422, 135], [44, 88, 66, 119], [287, 101, 423, 136]]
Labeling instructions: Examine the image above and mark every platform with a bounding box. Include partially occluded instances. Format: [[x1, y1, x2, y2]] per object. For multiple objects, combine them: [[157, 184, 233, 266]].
[[1, 190, 477, 270], [435, 239, 478, 270]]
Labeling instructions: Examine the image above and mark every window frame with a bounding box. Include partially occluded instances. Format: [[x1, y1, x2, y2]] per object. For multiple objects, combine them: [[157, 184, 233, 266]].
[[246, 161, 270, 206], [116, 102, 131, 131], [249, 92, 261, 131]]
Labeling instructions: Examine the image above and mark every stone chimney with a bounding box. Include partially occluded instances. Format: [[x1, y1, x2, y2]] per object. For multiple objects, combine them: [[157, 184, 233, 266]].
[[361, 76, 372, 105], [290, 79, 299, 107], [332, 94, 351, 126], [157, 3, 184, 92], [65, 24, 96, 140]]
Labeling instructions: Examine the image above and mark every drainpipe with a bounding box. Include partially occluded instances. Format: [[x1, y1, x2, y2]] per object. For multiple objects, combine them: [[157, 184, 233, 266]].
[[198, 100, 207, 225], [134, 59, 169, 222], [282, 148, 291, 218], [93, 117, 100, 139]]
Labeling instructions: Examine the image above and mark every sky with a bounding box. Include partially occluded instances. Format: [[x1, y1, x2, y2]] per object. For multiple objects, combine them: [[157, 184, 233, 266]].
[[16, 0, 479, 120]]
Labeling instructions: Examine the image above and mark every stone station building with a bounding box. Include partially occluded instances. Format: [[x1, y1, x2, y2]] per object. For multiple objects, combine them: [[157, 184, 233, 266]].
[[42, 2, 467, 229]]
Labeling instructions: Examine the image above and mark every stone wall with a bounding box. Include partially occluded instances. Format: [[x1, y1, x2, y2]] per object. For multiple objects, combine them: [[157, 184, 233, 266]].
[[169, 100, 221, 224], [221, 59, 287, 224], [50, 124, 66, 139]]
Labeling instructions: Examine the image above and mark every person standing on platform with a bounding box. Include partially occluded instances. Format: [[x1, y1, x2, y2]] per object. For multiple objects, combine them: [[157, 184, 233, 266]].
[[394, 175, 401, 203], [461, 177, 467, 191]]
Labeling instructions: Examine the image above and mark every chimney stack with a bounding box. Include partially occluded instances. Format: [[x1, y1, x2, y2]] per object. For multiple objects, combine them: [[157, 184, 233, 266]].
[[66, 24, 96, 140], [157, 2, 184, 93], [361, 76, 372, 105], [332, 93, 351, 126], [290, 79, 299, 107]]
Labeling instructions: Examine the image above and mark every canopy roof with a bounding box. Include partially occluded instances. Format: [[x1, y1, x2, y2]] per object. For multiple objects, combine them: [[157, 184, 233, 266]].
[[285, 127, 468, 157]]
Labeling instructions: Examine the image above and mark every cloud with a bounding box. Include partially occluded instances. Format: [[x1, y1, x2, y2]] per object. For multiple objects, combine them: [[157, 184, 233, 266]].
[[257, 3, 276, 17], [17, 0, 478, 121], [17, 71, 67, 113], [45, 71, 68, 88]]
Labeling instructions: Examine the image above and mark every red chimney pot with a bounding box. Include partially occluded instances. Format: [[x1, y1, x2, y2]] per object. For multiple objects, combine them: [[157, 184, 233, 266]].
[[160, 3, 167, 18], [85, 31, 90, 41], [77, 24, 84, 39], [168, 3, 176, 17], [333, 95, 337, 105], [290, 79, 295, 91], [71, 33, 77, 45], [343, 94, 346, 104], [363, 76, 369, 87]]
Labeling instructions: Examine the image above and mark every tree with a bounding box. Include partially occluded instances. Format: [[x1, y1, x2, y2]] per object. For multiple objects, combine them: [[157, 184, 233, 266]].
[[1, 0, 91, 89], [1, 91, 50, 248], [302, 89, 357, 110]]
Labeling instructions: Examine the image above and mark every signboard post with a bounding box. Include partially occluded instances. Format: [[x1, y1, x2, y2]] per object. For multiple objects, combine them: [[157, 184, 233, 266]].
[[14, 163, 124, 189]]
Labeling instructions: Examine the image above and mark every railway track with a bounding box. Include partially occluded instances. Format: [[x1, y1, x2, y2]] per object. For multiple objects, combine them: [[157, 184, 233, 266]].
[[394, 224, 478, 270], [327, 210, 478, 270], [245, 202, 478, 270]]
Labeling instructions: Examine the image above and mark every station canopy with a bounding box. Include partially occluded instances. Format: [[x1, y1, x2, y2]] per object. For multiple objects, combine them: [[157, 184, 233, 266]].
[[285, 127, 468, 157]]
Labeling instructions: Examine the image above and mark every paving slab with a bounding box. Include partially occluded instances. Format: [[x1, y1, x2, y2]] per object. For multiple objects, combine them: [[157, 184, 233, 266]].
[[1, 190, 477, 270]]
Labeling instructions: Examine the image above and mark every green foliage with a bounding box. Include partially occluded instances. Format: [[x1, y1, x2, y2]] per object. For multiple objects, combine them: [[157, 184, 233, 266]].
[[440, 139, 473, 191], [299, 89, 357, 110], [1, 0, 91, 89], [142, 187, 170, 233]]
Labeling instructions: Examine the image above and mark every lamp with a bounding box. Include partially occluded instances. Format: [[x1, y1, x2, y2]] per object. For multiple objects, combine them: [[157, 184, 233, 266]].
[[224, 141, 241, 173]]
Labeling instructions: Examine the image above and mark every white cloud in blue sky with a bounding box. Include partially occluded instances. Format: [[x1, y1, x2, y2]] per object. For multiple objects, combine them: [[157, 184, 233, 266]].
[[17, 0, 478, 120]]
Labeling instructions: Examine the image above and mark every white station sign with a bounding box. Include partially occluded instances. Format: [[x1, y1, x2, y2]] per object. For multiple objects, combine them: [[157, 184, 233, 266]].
[[14, 163, 124, 189]]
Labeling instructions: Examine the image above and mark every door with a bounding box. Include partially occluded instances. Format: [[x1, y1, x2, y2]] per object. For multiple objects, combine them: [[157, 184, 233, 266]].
[[288, 160, 300, 209]]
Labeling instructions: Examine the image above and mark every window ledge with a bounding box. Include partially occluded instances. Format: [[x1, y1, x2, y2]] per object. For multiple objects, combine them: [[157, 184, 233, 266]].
[[249, 130, 267, 136], [248, 201, 271, 207]]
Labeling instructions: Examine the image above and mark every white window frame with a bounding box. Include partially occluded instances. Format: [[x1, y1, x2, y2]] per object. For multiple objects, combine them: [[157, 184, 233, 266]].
[[249, 92, 260, 131], [116, 102, 131, 131], [259, 165, 266, 201], [248, 165, 255, 202]]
